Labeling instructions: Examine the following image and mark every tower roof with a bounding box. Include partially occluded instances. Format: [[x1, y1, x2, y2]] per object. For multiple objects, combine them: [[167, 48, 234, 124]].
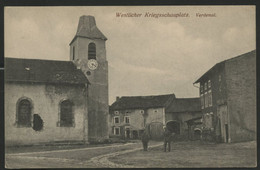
[[70, 15, 107, 45]]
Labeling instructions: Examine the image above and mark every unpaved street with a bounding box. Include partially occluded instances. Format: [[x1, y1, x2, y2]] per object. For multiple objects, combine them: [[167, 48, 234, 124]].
[[109, 141, 257, 168], [5, 140, 256, 168], [5, 141, 161, 168]]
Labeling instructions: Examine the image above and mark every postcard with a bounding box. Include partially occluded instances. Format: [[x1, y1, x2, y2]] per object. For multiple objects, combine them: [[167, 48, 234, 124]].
[[4, 6, 256, 168]]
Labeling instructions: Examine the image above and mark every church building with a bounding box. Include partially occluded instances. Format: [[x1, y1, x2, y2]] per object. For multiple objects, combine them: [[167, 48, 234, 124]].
[[5, 15, 109, 146]]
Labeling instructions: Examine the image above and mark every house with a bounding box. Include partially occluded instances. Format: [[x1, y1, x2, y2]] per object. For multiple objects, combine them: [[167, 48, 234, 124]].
[[109, 94, 202, 140], [193, 50, 256, 143], [5, 15, 109, 145], [109, 94, 176, 139], [165, 98, 202, 140]]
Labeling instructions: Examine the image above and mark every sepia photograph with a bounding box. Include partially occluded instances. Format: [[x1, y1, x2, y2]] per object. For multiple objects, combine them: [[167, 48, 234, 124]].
[[4, 6, 256, 168]]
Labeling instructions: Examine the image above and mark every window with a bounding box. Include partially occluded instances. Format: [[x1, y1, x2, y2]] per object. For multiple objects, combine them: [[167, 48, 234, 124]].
[[88, 43, 96, 60], [200, 94, 204, 109], [124, 116, 130, 124], [208, 80, 211, 89], [204, 113, 213, 128], [204, 82, 207, 91], [114, 111, 119, 115], [219, 75, 222, 82], [114, 116, 120, 124], [200, 84, 203, 94], [17, 99, 32, 127], [140, 110, 144, 114], [59, 100, 74, 127], [204, 92, 208, 108], [208, 90, 212, 106], [114, 127, 120, 135]]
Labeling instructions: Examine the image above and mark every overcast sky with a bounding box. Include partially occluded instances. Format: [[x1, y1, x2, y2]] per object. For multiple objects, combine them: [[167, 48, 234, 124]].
[[5, 6, 255, 104]]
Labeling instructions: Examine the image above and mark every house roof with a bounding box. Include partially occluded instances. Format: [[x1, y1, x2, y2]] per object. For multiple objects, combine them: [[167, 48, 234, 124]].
[[110, 93, 176, 110], [70, 15, 107, 45], [5, 57, 89, 85], [166, 98, 201, 113], [194, 50, 256, 84]]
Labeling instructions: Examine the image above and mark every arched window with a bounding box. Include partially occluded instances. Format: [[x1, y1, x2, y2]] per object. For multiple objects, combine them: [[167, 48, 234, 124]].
[[59, 100, 74, 127], [88, 43, 96, 60], [17, 99, 32, 127]]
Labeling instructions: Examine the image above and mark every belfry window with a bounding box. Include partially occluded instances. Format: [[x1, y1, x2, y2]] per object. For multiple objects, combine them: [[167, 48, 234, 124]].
[[59, 100, 74, 127], [17, 99, 32, 127], [88, 43, 96, 60]]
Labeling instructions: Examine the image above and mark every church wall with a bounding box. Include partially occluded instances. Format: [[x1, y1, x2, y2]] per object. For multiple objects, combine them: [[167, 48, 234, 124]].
[[5, 82, 88, 146], [72, 37, 109, 142]]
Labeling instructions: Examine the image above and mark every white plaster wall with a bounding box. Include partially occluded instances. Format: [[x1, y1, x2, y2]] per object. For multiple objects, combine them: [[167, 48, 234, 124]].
[[146, 108, 164, 124], [5, 82, 87, 146]]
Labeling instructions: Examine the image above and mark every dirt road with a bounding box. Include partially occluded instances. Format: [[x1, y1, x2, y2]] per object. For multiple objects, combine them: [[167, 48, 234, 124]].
[[5, 141, 161, 168]]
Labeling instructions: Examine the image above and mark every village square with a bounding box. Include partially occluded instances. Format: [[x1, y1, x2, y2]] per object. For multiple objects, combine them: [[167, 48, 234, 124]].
[[4, 6, 256, 168]]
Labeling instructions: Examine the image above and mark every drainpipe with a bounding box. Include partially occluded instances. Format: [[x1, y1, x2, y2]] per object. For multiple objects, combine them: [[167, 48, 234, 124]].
[[162, 107, 165, 126]]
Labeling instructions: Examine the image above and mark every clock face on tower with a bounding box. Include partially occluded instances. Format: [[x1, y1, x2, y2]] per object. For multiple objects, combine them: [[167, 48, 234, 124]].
[[87, 59, 98, 70]]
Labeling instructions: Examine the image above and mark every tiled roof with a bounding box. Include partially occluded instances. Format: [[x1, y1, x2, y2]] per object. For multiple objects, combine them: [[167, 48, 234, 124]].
[[70, 15, 107, 45], [110, 94, 176, 110], [166, 98, 201, 113], [5, 58, 89, 85], [194, 50, 256, 84]]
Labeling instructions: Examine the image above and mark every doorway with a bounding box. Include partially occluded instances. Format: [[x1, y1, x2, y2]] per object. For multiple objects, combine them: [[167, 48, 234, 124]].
[[132, 130, 138, 139], [225, 124, 229, 143], [166, 120, 180, 134], [217, 105, 229, 143], [125, 128, 130, 139]]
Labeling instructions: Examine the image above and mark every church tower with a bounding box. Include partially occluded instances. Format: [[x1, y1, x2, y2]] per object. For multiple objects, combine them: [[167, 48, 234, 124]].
[[69, 15, 109, 143]]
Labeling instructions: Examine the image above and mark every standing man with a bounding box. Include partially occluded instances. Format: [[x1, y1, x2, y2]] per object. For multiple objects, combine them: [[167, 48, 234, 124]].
[[141, 125, 151, 151], [163, 126, 175, 152]]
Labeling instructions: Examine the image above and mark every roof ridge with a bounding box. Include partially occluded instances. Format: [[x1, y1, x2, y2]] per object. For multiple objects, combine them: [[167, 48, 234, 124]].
[[174, 97, 200, 100], [221, 49, 256, 63], [194, 49, 256, 83], [5, 57, 71, 63], [120, 93, 175, 98]]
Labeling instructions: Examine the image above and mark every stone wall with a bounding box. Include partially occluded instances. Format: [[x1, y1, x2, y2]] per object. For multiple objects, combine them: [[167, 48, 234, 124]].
[[5, 82, 87, 146], [225, 52, 256, 142], [71, 37, 109, 142], [109, 107, 165, 138]]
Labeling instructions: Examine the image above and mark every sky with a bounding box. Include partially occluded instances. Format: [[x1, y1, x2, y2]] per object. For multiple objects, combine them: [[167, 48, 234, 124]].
[[5, 6, 256, 104]]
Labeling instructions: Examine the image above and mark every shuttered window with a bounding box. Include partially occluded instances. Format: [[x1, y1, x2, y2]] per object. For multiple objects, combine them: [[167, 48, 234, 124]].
[[17, 99, 32, 127], [88, 43, 96, 60], [60, 100, 74, 127]]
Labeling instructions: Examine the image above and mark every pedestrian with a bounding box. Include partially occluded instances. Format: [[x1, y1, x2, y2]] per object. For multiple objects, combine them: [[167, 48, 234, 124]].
[[141, 130, 150, 151], [163, 127, 175, 152]]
